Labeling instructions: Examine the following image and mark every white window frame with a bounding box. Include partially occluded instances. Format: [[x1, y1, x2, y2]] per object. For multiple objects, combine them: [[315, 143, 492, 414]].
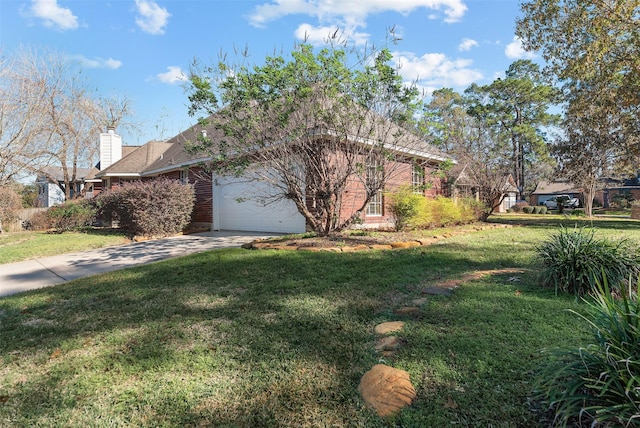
[[366, 191, 383, 216], [412, 163, 424, 194], [366, 160, 383, 216]]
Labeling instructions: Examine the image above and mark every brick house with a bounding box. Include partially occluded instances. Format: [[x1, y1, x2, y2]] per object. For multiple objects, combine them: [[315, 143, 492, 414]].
[[94, 119, 452, 234]]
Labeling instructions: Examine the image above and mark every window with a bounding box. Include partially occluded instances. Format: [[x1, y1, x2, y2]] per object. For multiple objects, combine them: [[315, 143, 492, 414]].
[[366, 191, 383, 216], [366, 160, 383, 216], [412, 163, 424, 193], [179, 169, 189, 184]]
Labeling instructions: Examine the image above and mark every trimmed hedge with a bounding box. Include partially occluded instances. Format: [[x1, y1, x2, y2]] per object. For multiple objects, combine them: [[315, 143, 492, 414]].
[[97, 179, 195, 237]]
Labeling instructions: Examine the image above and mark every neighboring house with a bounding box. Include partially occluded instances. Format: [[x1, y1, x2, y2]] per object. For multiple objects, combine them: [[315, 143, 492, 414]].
[[84, 127, 141, 199], [451, 166, 518, 213], [94, 120, 452, 234], [596, 176, 640, 207], [530, 181, 582, 206], [36, 166, 91, 208], [498, 177, 518, 213]]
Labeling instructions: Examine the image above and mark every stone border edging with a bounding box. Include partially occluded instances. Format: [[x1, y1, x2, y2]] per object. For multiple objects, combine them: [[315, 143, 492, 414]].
[[242, 224, 513, 252]]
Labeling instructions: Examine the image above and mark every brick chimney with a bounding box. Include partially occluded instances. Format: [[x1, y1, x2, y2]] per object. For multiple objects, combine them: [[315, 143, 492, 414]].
[[99, 126, 122, 170]]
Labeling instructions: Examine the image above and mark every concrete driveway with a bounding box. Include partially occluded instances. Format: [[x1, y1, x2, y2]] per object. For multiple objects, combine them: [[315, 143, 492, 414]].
[[0, 231, 277, 297]]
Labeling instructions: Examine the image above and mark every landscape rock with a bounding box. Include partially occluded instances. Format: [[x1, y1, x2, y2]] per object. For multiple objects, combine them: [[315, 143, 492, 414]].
[[375, 336, 401, 352], [390, 241, 421, 249], [370, 244, 393, 251], [358, 364, 416, 417], [411, 297, 428, 306], [374, 321, 405, 335], [394, 306, 420, 316]]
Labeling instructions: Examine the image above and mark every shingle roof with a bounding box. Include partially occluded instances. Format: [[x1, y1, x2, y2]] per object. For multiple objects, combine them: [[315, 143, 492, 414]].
[[98, 99, 453, 177], [532, 181, 581, 195], [96, 142, 174, 177], [37, 166, 93, 182]]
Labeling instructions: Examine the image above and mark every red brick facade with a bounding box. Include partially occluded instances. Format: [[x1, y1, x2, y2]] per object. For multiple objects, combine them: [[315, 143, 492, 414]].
[[327, 159, 445, 228], [102, 161, 445, 232]]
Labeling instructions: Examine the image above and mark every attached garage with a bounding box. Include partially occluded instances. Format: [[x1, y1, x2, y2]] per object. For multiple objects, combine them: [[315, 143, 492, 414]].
[[212, 175, 306, 233]]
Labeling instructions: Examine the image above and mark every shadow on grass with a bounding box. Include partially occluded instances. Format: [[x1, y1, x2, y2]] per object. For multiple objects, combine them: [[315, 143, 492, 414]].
[[0, 242, 548, 426]]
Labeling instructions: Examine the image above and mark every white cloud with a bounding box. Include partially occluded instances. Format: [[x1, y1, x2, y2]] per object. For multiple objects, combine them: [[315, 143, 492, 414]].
[[505, 36, 536, 60], [30, 0, 79, 31], [458, 38, 478, 52], [393, 51, 483, 90], [135, 0, 170, 35], [294, 23, 370, 46], [156, 66, 185, 84], [249, 0, 467, 29], [73, 55, 122, 69]]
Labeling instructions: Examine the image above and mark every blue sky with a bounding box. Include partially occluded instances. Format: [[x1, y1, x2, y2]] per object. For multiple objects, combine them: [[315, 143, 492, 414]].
[[1, 0, 534, 147]]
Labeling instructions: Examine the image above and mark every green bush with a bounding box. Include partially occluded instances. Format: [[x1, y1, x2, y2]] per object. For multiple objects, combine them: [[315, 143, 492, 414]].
[[536, 227, 640, 296], [539, 205, 548, 215], [569, 208, 586, 217], [611, 192, 634, 209], [458, 197, 487, 223], [523, 205, 535, 214], [533, 206, 542, 214], [385, 192, 483, 230], [429, 196, 461, 226], [510, 201, 529, 213], [386, 185, 426, 231], [536, 279, 640, 427], [97, 179, 195, 237], [46, 200, 97, 232]]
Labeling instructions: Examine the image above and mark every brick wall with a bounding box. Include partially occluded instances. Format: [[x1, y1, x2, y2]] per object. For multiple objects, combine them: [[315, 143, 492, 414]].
[[335, 159, 445, 228]]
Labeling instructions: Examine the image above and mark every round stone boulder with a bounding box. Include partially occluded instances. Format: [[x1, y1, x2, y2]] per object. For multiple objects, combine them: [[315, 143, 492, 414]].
[[358, 364, 416, 417]]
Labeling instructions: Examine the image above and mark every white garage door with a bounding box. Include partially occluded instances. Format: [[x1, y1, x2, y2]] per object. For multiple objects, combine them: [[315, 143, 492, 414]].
[[213, 176, 306, 233]]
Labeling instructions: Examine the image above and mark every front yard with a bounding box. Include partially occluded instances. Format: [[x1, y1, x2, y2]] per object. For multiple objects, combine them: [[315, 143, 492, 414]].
[[0, 230, 129, 264], [1, 216, 638, 426]]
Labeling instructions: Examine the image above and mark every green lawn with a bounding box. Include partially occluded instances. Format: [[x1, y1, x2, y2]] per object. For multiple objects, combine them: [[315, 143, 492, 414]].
[[1, 218, 638, 426], [0, 230, 130, 264]]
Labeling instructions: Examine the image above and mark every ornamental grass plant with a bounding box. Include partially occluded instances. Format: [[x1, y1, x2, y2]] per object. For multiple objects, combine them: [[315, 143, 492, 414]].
[[535, 278, 640, 427], [536, 226, 640, 296]]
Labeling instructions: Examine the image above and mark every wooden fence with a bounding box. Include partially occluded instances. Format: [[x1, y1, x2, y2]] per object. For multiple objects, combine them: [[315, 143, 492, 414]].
[[2, 208, 47, 232]]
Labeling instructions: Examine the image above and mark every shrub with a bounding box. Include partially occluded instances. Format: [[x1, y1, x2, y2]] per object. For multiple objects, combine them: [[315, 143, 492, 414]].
[[539, 205, 548, 215], [96, 178, 195, 237], [47, 200, 97, 232], [569, 208, 586, 217], [510, 201, 529, 213], [535, 279, 640, 427], [429, 196, 460, 226], [458, 197, 487, 223], [536, 227, 640, 296], [611, 192, 634, 209], [386, 186, 426, 231], [523, 205, 535, 214], [28, 210, 52, 231], [0, 186, 22, 232]]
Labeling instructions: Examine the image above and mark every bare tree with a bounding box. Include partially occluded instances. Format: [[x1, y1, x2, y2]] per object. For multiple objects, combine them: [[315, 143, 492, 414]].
[[0, 50, 51, 184], [0, 47, 133, 197]]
